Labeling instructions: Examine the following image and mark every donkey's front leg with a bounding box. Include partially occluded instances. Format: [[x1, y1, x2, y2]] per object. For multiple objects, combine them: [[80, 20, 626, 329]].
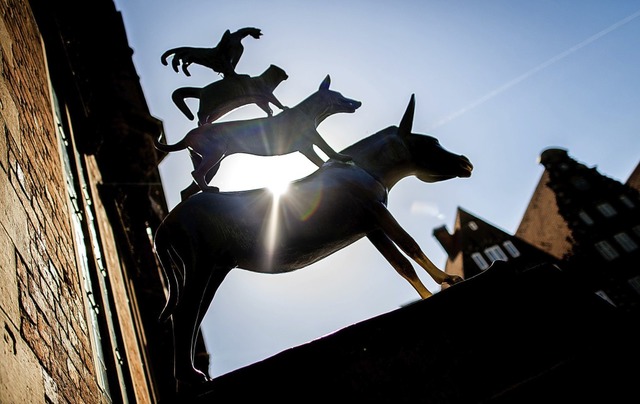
[[371, 203, 463, 287], [367, 230, 432, 298]]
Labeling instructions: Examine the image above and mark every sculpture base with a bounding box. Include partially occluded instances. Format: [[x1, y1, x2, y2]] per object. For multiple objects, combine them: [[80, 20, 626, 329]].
[[184, 262, 639, 403]]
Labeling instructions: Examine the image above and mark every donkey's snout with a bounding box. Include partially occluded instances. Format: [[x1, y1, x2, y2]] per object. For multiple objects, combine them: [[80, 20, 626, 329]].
[[459, 155, 473, 177]]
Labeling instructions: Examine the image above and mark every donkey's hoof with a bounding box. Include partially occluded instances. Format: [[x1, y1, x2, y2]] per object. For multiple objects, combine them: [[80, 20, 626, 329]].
[[442, 274, 463, 287], [175, 369, 211, 393]]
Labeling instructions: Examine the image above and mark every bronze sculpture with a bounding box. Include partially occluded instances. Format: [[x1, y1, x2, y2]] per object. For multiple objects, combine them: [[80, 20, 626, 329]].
[[153, 95, 473, 386], [161, 27, 262, 77], [171, 64, 290, 125], [154, 75, 360, 199]]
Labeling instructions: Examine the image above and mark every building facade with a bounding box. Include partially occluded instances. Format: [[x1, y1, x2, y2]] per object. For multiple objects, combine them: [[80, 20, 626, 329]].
[[433, 207, 560, 280], [518, 148, 640, 313], [0, 0, 196, 402], [435, 148, 640, 314]]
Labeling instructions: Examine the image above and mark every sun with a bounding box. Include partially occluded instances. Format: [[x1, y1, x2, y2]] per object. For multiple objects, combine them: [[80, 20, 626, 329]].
[[212, 154, 316, 193], [267, 179, 289, 197]]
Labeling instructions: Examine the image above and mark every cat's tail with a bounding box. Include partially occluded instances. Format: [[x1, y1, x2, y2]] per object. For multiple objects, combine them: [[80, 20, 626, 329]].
[[172, 87, 200, 121]]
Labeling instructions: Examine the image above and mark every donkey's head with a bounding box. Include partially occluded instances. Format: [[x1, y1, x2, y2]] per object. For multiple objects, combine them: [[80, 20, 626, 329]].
[[400, 95, 473, 183], [314, 75, 362, 121]]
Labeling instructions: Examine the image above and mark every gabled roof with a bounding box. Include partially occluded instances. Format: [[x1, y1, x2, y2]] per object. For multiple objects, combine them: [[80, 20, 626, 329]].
[[434, 207, 559, 279], [626, 161, 640, 192]]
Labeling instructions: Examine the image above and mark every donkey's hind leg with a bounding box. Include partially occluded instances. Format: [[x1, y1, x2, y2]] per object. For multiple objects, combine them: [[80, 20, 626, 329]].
[[189, 266, 232, 370], [171, 263, 230, 386]]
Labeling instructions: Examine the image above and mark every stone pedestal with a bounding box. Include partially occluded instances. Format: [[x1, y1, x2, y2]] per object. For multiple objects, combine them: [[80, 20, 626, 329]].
[[186, 262, 639, 403]]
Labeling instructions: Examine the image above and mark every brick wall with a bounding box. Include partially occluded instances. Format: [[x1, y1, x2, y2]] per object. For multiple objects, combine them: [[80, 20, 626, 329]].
[[0, 0, 107, 402], [516, 171, 573, 259]]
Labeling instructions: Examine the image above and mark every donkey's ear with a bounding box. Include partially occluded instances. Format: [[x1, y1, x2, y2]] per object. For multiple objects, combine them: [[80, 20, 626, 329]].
[[319, 74, 331, 90], [399, 94, 415, 137]]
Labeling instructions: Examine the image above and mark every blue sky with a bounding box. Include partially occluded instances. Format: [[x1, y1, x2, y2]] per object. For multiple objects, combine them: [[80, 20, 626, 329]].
[[114, 0, 640, 377]]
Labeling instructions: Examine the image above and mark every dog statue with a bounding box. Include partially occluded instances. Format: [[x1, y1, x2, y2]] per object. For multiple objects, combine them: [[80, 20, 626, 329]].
[[153, 95, 473, 386], [154, 75, 361, 200], [171, 64, 290, 125], [161, 27, 262, 77]]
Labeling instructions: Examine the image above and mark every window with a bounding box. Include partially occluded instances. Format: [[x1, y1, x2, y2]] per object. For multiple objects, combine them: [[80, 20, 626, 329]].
[[596, 202, 617, 218], [614, 232, 638, 252], [619, 195, 636, 209], [468, 221, 479, 231], [54, 89, 127, 400], [594, 290, 616, 306], [502, 240, 521, 258], [594, 240, 619, 261], [484, 245, 508, 263], [628, 276, 640, 295], [471, 252, 489, 270], [571, 177, 590, 190], [578, 210, 594, 225]]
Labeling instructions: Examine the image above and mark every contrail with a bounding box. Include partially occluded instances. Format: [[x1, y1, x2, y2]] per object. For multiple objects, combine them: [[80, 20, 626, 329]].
[[429, 9, 640, 130]]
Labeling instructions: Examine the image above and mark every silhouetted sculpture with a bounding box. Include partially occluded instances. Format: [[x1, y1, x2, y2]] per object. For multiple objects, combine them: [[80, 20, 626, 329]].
[[161, 27, 262, 77], [172, 64, 290, 125], [154, 75, 360, 200], [153, 95, 473, 386]]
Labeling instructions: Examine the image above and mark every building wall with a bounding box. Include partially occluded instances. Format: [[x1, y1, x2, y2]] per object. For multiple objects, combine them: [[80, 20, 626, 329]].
[[0, 0, 107, 402], [516, 171, 573, 259], [1, 0, 174, 402], [626, 162, 640, 192]]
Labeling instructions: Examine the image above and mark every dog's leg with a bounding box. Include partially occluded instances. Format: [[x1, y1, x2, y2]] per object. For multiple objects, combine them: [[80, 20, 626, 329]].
[[181, 153, 205, 200], [192, 151, 224, 193], [367, 230, 432, 298], [180, 182, 201, 201], [182, 152, 224, 199], [370, 202, 463, 286], [310, 131, 352, 162], [299, 145, 327, 168]]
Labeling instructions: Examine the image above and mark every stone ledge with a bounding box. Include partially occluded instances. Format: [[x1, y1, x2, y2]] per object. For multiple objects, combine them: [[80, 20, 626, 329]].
[[179, 262, 639, 403]]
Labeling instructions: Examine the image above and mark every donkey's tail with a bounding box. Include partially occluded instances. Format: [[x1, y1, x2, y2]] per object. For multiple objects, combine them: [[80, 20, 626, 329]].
[[154, 227, 185, 323], [172, 87, 200, 121]]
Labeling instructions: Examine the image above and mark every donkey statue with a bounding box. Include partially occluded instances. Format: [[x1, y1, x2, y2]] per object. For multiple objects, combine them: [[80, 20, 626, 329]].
[[153, 95, 473, 386]]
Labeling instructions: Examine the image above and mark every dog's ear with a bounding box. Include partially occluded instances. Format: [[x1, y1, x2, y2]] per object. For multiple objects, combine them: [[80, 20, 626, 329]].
[[399, 94, 415, 138], [319, 75, 331, 91]]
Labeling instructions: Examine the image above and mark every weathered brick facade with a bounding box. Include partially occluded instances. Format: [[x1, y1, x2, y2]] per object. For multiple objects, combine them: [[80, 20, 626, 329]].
[[0, 0, 102, 402], [1, 0, 177, 402]]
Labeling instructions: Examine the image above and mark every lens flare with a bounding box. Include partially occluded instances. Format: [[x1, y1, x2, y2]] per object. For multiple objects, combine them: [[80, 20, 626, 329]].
[[264, 181, 289, 269]]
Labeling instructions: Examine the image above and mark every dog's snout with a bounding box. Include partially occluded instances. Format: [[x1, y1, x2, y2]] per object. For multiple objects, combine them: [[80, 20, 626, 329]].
[[343, 99, 361, 112]]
